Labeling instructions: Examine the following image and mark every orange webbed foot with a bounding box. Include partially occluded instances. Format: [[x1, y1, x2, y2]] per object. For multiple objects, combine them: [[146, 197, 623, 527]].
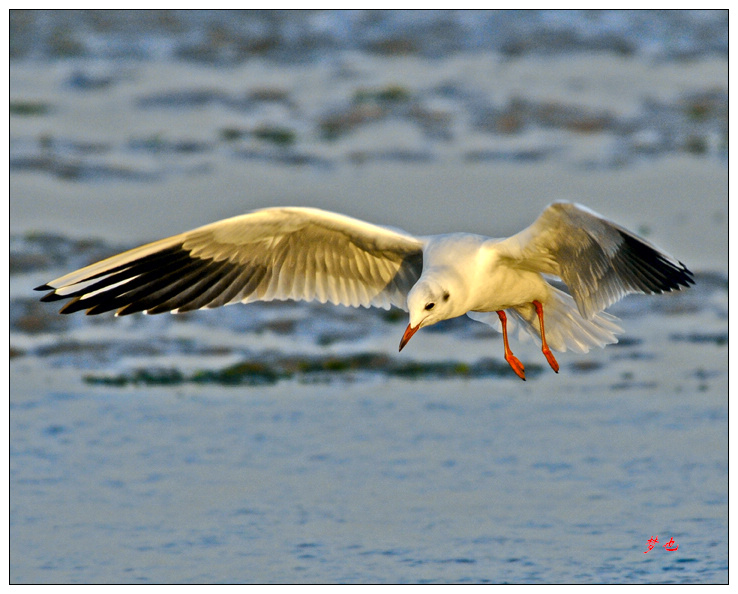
[[533, 300, 559, 374], [505, 352, 526, 381], [542, 347, 559, 373], [497, 309, 526, 381]]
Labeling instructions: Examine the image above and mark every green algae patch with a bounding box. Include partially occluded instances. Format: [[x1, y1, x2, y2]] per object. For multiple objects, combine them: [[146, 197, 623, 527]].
[[82, 352, 539, 388]]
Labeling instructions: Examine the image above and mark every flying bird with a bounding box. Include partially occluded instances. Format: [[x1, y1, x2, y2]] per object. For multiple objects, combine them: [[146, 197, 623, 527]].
[[35, 201, 694, 380]]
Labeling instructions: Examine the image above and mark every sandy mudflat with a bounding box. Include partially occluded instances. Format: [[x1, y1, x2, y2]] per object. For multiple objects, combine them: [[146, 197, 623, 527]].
[[11, 54, 728, 270]]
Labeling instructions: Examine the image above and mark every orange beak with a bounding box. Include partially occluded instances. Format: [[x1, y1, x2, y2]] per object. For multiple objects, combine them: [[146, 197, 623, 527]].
[[399, 323, 420, 352]]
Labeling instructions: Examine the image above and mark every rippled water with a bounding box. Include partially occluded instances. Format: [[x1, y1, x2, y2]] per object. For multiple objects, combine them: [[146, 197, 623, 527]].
[[10, 240, 729, 584], [9, 360, 728, 583]]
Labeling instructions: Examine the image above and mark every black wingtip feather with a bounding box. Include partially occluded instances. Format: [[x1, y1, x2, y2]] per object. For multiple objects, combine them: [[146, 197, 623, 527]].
[[39, 292, 68, 303], [679, 261, 696, 286], [39, 242, 263, 317], [617, 230, 695, 294], [59, 297, 86, 315]]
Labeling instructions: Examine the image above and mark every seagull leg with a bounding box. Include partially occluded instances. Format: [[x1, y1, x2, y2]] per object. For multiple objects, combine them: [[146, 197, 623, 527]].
[[533, 300, 559, 373], [497, 310, 525, 381]]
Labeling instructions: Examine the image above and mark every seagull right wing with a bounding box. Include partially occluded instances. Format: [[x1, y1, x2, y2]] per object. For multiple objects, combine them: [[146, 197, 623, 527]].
[[493, 201, 694, 319], [35, 207, 425, 315]]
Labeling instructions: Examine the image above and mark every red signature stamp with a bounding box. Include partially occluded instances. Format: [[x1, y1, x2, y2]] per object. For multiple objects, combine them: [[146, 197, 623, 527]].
[[644, 536, 679, 553]]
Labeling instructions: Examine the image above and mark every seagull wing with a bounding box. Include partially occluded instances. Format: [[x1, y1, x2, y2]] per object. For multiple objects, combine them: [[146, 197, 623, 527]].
[[35, 207, 424, 315], [494, 201, 694, 318]]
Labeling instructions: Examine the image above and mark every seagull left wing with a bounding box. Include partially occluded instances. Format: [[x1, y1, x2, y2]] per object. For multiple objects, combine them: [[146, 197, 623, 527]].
[[35, 207, 425, 315], [493, 201, 694, 318]]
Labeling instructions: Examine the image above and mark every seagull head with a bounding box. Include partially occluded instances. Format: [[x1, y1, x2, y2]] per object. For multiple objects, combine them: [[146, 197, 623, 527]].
[[399, 279, 454, 351]]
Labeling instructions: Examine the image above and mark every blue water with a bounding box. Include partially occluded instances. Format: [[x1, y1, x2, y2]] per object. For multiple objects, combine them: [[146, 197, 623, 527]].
[[9, 365, 727, 583]]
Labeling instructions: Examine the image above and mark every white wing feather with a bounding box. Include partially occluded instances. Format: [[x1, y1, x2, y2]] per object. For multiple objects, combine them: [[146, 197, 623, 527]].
[[37, 207, 424, 316]]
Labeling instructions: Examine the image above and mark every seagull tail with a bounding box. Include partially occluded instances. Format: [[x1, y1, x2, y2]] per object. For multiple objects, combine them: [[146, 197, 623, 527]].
[[468, 287, 622, 353]]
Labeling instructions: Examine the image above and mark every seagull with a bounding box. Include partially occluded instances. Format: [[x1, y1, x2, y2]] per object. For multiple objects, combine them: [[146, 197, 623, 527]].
[[35, 201, 694, 380]]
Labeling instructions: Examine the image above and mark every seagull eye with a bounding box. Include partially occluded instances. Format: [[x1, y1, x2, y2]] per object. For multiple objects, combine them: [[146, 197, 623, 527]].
[[425, 302, 435, 310]]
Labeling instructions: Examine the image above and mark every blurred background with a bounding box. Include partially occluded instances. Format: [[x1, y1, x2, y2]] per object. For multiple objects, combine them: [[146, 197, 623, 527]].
[[10, 10, 728, 245], [10, 10, 728, 584]]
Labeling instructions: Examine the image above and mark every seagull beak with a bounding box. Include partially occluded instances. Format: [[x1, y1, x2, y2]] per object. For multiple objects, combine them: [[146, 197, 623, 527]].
[[399, 323, 420, 352]]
